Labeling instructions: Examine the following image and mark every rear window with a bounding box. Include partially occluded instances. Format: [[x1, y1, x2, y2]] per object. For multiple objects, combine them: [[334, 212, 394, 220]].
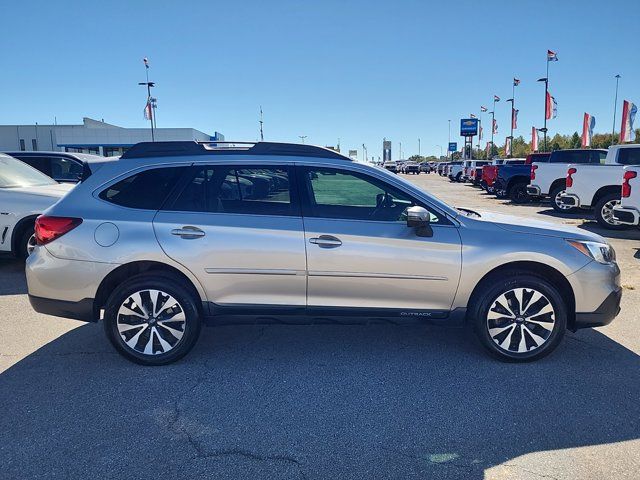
[[99, 167, 186, 209], [550, 150, 606, 164], [617, 148, 640, 165]]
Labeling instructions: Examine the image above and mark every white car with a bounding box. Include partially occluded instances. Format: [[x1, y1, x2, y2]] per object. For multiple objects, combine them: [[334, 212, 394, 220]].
[[613, 165, 640, 227], [0, 154, 74, 257], [560, 145, 640, 229], [448, 161, 464, 181], [527, 149, 607, 212]]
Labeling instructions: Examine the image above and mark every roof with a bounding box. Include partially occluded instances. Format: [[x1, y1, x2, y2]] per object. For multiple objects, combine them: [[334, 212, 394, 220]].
[[120, 141, 352, 161]]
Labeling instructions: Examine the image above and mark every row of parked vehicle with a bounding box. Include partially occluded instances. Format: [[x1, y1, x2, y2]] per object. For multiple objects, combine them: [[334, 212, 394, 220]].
[[383, 160, 434, 174], [436, 145, 640, 231]]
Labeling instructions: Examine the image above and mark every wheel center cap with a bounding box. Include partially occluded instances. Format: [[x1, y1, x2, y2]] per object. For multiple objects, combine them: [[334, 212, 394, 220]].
[[149, 317, 157, 325], [515, 317, 525, 324]]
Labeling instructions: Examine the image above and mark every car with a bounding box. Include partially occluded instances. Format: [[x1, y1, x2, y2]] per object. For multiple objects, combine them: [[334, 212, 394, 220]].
[[419, 163, 431, 174], [494, 154, 550, 203], [383, 161, 398, 173], [448, 161, 464, 182], [5, 151, 109, 183], [613, 165, 640, 227], [403, 162, 421, 175], [438, 162, 450, 176], [526, 149, 607, 212], [0, 153, 75, 258], [559, 145, 640, 229], [26, 140, 621, 365]]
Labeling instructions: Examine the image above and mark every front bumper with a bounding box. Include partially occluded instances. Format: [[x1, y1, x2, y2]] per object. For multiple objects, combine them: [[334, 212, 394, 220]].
[[574, 287, 622, 329], [612, 205, 640, 226], [527, 185, 542, 196], [559, 193, 580, 208]]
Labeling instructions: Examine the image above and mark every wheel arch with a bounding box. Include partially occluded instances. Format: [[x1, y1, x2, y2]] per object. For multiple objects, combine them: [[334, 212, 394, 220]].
[[94, 261, 206, 320], [506, 175, 530, 192], [592, 185, 620, 206], [467, 261, 576, 330], [11, 214, 38, 255], [549, 178, 566, 195]]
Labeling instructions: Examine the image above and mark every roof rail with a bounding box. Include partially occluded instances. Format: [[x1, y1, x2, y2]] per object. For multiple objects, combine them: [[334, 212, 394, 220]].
[[120, 141, 351, 160]]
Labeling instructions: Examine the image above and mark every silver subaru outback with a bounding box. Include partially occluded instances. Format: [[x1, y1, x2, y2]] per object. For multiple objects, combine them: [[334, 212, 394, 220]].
[[26, 141, 621, 365]]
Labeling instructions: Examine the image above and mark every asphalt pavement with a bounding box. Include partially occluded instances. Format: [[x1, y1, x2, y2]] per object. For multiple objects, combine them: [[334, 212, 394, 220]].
[[1, 173, 639, 480]]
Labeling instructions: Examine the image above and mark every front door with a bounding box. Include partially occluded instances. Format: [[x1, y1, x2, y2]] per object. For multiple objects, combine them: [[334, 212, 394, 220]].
[[298, 165, 461, 314], [153, 164, 307, 307]]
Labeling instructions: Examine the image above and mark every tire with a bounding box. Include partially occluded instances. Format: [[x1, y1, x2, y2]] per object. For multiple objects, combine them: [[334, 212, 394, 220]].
[[509, 182, 530, 204], [550, 184, 576, 213], [103, 274, 202, 365], [455, 173, 462, 182], [17, 225, 35, 259], [594, 192, 628, 230], [469, 272, 567, 362]]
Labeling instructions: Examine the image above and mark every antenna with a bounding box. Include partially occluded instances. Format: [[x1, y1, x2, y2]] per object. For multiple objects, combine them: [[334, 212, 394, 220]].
[[259, 106, 264, 141]]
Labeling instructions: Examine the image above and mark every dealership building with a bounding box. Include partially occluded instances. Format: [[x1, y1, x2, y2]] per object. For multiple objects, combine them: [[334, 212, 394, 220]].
[[0, 117, 224, 156]]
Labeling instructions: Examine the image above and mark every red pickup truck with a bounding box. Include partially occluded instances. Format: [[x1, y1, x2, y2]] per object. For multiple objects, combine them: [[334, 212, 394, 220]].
[[481, 160, 507, 193]]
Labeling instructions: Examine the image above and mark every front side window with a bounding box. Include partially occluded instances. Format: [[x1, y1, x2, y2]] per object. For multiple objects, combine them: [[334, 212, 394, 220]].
[[99, 167, 186, 210], [301, 167, 442, 223], [50, 158, 83, 181], [170, 166, 295, 216]]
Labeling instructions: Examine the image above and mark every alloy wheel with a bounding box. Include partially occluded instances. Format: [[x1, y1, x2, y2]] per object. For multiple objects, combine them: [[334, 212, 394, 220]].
[[26, 234, 37, 256], [486, 288, 556, 354], [554, 190, 573, 210], [601, 199, 622, 226], [117, 289, 186, 355]]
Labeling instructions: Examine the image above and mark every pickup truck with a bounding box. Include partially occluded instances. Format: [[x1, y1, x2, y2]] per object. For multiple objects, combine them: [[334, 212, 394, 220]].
[[494, 153, 551, 203], [383, 161, 398, 173], [560, 145, 640, 228], [469, 161, 490, 185], [527, 149, 607, 212], [448, 161, 464, 181], [613, 165, 640, 227], [481, 159, 523, 193]]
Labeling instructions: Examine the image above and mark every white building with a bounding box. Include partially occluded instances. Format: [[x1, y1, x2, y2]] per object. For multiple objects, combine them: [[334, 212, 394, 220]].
[[0, 117, 224, 156]]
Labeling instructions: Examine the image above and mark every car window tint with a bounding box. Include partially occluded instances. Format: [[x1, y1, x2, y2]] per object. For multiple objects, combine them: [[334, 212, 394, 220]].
[[617, 148, 640, 165], [171, 166, 294, 216], [99, 167, 185, 210], [302, 167, 441, 223], [50, 157, 83, 181]]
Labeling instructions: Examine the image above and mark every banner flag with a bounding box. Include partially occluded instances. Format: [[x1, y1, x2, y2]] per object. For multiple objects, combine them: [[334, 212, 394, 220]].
[[620, 100, 637, 143], [531, 127, 538, 152], [582, 113, 596, 148]]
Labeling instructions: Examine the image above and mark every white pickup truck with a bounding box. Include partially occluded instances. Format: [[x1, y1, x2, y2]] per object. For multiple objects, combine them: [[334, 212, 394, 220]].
[[559, 145, 640, 229], [613, 165, 640, 227], [526, 149, 608, 212]]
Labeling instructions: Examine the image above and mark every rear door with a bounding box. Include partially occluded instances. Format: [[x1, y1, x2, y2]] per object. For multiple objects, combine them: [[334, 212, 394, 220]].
[[154, 164, 307, 307], [298, 164, 461, 314]]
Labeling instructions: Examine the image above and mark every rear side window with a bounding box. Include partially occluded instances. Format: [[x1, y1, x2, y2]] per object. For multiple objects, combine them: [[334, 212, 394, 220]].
[[617, 148, 640, 165], [550, 150, 605, 164], [169, 166, 295, 216], [99, 167, 186, 209], [50, 157, 83, 181]]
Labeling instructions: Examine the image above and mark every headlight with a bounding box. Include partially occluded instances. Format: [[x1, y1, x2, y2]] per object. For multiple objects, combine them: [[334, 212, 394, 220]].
[[567, 240, 616, 264]]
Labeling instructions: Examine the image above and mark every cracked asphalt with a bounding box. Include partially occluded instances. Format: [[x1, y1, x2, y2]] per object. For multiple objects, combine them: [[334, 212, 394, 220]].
[[1, 173, 639, 479]]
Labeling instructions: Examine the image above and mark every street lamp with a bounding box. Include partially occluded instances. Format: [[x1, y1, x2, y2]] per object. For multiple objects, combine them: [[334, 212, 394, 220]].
[[299, 135, 307, 144], [537, 77, 549, 152]]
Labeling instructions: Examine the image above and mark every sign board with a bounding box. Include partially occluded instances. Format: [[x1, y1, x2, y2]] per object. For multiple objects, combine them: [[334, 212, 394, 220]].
[[348, 149, 358, 159], [460, 118, 479, 137], [382, 140, 392, 162], [448, 142, 457, 152]]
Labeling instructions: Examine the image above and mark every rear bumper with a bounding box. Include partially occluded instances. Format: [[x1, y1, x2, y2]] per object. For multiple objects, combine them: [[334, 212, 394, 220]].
[[526, 185, 542, 196], [559, 193, 580, 208], [612, 205, 640, 226], [574, 288, 622, 329], [28, 295, 96, 322]]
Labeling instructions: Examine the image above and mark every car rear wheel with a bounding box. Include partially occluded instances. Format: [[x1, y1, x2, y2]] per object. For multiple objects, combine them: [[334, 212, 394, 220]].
[[550, 185, 576, 213], [470, 272, 566, 362], [17, 226, 35, 259], [104, 274, 202, 365], [509, 182, 530, 204], [594, 192, 628, 230]]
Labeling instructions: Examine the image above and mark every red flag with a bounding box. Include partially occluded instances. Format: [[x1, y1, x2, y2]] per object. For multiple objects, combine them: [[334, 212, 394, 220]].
[[531, 127, 538, 152], [492, 118, 498, 134], [620, 100, 637, 143], [144, 98, 153, 120], [545, 91, 553, 120]]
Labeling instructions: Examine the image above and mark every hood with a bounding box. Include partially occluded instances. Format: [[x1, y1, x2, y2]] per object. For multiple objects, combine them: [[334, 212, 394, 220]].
[[472, 211, 605, 243], [7, 182, 75, 198]]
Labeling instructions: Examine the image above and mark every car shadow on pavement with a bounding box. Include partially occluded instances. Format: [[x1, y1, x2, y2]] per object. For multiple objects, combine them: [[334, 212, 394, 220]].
[[0, 257, 27, 295], [578, 222, 640, 241], [0, 320, 638, 479]]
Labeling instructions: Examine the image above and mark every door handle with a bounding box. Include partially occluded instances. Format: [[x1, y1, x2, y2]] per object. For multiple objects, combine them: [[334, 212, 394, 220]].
[[171, 226, 206, 239], [309, 235, 342, 248]]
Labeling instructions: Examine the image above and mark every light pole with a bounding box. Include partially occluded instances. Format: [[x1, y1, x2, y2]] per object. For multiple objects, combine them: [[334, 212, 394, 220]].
[[537, 77, 549, 152], [418, 138, 421, 157], [299, 135, 307, 144], [139, 57, 155, 142], [612, 74, 621, 144], [448, 120, 451, 159], [362, 144, 367, 162]]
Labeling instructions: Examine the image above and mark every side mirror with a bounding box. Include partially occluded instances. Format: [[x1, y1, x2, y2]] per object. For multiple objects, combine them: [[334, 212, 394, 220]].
[[406, 206, 433, 237]]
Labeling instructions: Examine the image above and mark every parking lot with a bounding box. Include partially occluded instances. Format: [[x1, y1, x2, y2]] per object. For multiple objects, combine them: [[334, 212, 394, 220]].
[[1, 172, 639, 480]]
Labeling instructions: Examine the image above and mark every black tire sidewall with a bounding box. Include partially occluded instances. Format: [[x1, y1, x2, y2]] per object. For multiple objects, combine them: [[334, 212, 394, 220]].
[[18, 226, 35, 259], [471, 274, 567, 362], [510, 183, 530, 204], [104, 275, 202, 365]]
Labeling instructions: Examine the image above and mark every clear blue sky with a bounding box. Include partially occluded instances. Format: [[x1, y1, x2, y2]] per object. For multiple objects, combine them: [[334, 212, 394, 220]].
[[1, 0, 639, 159]]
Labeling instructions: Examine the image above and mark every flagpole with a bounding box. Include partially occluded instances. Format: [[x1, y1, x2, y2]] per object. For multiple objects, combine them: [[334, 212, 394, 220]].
[[612, 75, 621, 145], [139, 58, 155, 142]]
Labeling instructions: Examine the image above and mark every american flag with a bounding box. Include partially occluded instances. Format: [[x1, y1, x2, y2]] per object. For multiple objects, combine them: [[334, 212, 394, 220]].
[[547, 50, 558, 61], [513, 78, 520, 86], [470, 113, 477, 119], [480, 106, 488, 112], [494, 95, 500, 102]]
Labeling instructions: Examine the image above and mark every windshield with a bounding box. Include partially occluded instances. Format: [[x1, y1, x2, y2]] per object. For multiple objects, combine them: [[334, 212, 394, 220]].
[[0, 155, 58, 188]]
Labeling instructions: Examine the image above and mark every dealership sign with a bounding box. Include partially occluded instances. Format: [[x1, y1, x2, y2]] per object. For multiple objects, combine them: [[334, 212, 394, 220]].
[[448, 142, 457, 152], [460, 118, 479, 137]]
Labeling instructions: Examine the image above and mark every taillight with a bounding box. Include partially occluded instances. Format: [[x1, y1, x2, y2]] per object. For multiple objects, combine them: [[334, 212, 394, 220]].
[[622, 170, 637, 198], [530, 164, 538, 180], [35, 216, 83, 246], [566, 167, 577, 188], [464, 167, 468, 174]]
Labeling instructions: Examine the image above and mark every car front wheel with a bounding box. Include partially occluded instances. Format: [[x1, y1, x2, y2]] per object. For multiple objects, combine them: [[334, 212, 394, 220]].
[[104, 274, 202, 365], [470, 272, 567, 362]]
